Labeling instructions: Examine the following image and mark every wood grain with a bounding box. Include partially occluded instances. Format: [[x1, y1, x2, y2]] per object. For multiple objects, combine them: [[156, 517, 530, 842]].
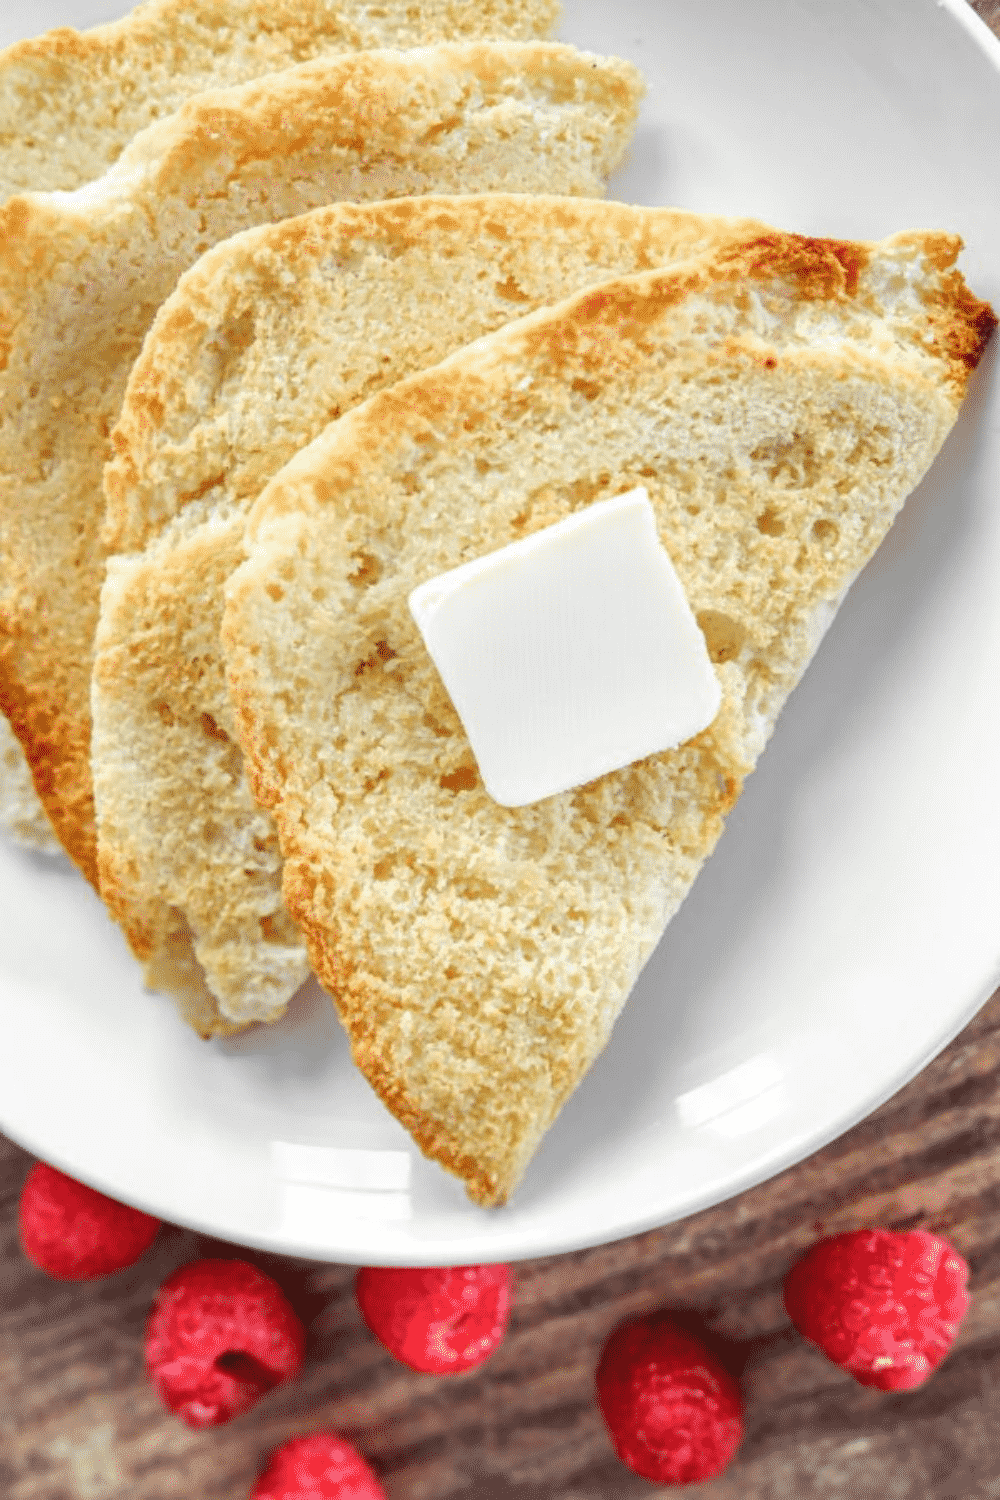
[[2, 2, 999, 1495], [973, 0, 1000, 31]]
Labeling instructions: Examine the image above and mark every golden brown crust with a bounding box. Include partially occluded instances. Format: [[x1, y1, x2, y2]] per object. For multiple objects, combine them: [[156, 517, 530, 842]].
[[925, 270, 998, 377], [113, 43, 643, 201], [713, 232, 872, 297], [510, 229, 992, 400], [711, 230, 995, 390]]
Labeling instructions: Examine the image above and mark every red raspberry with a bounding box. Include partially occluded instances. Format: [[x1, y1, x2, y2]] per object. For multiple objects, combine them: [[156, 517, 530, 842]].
[[783, 1228, 970, 1391], [596, 1313, 744, 1485], [18, 1161, 161, 1280], [145, 1258, 305, 1427], [355, 1264, 512, 1374], [250, 1434, 385, 1500]]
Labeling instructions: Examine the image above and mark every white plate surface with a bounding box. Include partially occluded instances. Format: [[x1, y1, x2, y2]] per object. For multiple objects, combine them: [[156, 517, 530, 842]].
[[1, 0, 999, 1265]]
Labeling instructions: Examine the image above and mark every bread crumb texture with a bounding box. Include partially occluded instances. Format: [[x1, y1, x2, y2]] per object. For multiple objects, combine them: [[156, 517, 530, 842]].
[[222, 231, 994, 1204], [0, 0, 562, 199], [94, 197, 771, 1030], [0, 44, 641, 910]]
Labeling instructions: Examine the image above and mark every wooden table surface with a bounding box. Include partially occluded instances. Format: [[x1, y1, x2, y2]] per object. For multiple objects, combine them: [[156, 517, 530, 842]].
[[4, 3, 1000, 1496]]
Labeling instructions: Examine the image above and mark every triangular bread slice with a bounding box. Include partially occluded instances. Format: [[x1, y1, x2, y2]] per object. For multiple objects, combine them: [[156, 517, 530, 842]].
[[0, 0, 562, 853], [0, 44, 642, 919], [93, 196, 770, 1034], [222, 232, 994, 1205], [0, 0, 561, 200]]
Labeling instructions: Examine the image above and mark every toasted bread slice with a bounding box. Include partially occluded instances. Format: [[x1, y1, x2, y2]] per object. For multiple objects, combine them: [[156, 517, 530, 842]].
[[93, 195, 769, 1032], [222, 232, 994, 1205], [0, 44, 643, 903], [0, 0, 561, 200], [0, 0, 561, 856]]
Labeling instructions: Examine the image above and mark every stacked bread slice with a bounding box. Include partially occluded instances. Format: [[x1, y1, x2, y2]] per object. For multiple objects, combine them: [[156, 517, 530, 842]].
[[93, 196, 770, 1036], [0, 27, 643, 918], [0, 0, 570, 853]]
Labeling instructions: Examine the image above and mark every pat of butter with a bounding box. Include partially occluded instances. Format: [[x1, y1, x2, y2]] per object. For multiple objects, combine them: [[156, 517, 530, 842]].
[[408, 487, 721, 807]]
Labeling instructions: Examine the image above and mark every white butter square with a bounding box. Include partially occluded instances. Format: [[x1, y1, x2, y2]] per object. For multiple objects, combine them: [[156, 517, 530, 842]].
[[408, 487, 721, 807]]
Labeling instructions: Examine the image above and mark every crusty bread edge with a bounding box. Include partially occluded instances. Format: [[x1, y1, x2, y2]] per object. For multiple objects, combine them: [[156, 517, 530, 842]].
[[0, 0, 563, 69]]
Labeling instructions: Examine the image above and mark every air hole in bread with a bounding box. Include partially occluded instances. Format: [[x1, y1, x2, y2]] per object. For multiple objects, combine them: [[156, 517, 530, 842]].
[[571, 377, 602, 401], [750, 432, 819, 485], [495, 275, 531, 303], [696, 610, 748, 665], [568, 474, 611, 507], [349, 551, 383, 587], [199, 712, 231, 744], [757, 506, 785, 536], [420, 113, 464, 145], [178, 469, 227, 507], [223, 312, 255, 359], [258, 912, 292, 944], [812, 518, 839, 545], [422, 712, 453, 739], [440, 764, 478, 793], [457, 878, 500, 900]]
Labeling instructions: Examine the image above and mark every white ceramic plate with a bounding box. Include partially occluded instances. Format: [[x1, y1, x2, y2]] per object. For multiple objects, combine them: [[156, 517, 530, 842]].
[[2, 0, 999, 1266]]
